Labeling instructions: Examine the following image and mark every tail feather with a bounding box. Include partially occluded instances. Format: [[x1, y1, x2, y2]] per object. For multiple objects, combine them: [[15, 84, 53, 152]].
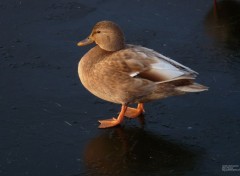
[[175, 83, 208, 92]]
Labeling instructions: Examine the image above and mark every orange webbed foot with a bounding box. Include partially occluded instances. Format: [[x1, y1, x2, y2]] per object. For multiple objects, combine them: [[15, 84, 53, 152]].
[[124, 103, 145, 118], [98, 105, 127, 129], [98, 118, 120, 128]]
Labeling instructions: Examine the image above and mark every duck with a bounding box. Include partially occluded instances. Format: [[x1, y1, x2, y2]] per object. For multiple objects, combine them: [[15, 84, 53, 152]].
[[77, 20, 208, 128]]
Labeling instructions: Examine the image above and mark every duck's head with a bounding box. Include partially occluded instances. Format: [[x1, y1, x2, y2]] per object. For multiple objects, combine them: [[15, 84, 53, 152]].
[[77, 21, 125, 51]]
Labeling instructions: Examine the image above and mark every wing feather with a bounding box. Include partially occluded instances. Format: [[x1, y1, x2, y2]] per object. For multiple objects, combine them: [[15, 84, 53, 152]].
[[122, 45, 198, 82]]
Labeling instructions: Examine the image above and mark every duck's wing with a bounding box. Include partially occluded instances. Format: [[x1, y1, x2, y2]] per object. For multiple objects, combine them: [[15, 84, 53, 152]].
[[116, 45, 197, 83]]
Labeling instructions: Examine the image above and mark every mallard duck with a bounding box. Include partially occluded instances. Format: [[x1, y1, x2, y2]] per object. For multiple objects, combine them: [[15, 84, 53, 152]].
[[77, 21, 208, 128]]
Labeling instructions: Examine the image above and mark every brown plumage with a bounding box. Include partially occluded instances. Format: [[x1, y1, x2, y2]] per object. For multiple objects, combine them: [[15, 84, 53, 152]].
[[77, 21, 208, 128]]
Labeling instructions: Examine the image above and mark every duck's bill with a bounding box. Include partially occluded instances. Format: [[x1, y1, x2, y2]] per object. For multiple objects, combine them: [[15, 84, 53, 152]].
[[77, 37, 94, 46]]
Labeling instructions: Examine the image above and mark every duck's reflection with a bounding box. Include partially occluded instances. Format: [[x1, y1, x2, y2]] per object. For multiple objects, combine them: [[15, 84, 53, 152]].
[[84, 127, 197, 176], [205, 0, 240, 47]]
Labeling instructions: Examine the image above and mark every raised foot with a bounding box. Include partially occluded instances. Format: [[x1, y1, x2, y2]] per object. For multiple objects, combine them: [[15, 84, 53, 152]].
[[98, 118, 121, 128], [124, 107, 142, 118], [124, 103, 145, 118]]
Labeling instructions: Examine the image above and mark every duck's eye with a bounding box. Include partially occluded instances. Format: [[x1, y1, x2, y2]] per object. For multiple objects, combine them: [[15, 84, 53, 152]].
[[97, 31, 101, 33]]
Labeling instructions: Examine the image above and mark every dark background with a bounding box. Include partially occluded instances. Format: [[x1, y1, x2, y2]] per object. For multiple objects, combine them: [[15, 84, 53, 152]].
[[0, 0, 240, 175]]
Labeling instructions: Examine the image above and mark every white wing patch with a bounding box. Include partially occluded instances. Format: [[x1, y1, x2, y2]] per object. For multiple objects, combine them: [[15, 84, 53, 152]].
[[130, 72, 140, 77]]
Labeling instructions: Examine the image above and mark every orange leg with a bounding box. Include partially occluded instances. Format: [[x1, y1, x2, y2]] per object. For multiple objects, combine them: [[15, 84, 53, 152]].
[[124, 103, 145, 118], [98, 104, 128, 128]]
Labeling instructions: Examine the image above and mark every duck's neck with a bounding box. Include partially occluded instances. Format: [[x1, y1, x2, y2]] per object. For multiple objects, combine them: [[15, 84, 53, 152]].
[[98, 40, 125, 51], [81, 46, 112, 66]]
